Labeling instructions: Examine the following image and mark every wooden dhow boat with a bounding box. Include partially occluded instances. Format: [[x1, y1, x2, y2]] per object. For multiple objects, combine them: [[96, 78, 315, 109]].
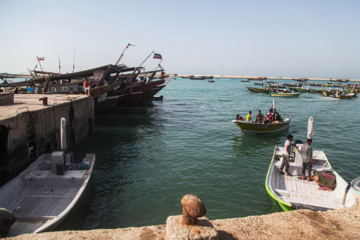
[[266, 117, 359, 211], [0, 151, 95, 236]]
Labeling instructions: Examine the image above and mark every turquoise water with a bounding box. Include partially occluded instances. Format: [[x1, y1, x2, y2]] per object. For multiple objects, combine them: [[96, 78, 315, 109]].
[[56, 78, 360, 231]]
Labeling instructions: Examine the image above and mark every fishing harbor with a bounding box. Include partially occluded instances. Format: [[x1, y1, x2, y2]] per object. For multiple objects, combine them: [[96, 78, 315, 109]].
[[1, 74, 360, 239]]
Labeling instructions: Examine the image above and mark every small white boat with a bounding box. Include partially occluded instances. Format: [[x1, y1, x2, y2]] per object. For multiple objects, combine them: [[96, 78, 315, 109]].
[[270, 92, 302, 97], [0, 152, 96, 237], [266, 117, 358, 211]]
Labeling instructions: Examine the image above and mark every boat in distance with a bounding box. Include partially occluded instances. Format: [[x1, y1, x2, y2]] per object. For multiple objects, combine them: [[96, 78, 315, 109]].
[[232, 115, 291, 134], [270, 92, 302, 97], [265, 145, 358, 211], [0, 151, 96, 237], [246, 86, 271, 93]]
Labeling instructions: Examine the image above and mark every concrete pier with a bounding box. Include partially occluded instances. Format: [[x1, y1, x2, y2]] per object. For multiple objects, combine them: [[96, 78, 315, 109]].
[[0, 93, 94, 186]]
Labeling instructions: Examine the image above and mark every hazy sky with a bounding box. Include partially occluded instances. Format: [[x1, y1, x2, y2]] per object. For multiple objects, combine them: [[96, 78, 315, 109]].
[[1, 0, 359, 78]]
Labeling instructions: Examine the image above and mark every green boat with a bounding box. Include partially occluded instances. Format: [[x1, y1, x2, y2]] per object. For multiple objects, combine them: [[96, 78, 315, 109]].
[[270, 92, 302, 97], [308, 88, 323, 93], [246, 86, 271, 93], [232, 115, 291, 134]]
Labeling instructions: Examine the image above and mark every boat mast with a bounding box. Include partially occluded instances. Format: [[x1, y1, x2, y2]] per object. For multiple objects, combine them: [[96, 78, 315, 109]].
[[114, 43, 135, 66], [72, 45, 76, 73], [58, 55, 61, 74]]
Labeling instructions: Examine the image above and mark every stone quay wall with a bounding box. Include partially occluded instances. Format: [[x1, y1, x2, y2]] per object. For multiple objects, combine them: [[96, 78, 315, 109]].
[[0, 94, 94, 186], [0, 92, 14, 106]]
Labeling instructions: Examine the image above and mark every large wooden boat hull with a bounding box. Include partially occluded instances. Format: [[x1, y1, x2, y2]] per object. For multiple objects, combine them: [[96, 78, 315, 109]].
[[270, 92, 302, 97], [94, 94, 121, 111], [232, 120, 291, 134], [265, 146, 358, 211], [118, 91, 143, 105], [132, 79, 165, 92], [143, 75, 175, 100], [0, 152, 96, 237]]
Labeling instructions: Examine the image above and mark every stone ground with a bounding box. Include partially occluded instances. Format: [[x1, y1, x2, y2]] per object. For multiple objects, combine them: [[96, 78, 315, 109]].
[[9, 197, 360, 240]]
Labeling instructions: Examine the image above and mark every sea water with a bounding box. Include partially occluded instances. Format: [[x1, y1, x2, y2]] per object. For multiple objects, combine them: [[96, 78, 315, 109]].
[[56, 78, 360, 230]]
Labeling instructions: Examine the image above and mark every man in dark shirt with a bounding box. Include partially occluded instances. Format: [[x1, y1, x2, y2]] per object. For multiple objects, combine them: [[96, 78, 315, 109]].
[[274, 112, 283, 122], [255, 110, 264, 123]]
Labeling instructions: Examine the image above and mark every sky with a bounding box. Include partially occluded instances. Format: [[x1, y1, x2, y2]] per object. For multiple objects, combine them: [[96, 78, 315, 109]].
[[0, 0, 359, 79]]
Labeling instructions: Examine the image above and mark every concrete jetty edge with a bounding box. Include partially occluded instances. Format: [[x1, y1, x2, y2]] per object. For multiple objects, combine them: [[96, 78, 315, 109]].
[[9, 195, 360, 240]]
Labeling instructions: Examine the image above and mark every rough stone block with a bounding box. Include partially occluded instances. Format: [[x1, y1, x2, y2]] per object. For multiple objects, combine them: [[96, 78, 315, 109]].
[[0, 93, 14, 106], [166, 215, 219, 240]]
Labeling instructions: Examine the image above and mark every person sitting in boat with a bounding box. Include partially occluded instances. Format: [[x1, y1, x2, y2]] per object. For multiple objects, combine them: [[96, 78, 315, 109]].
[[235, 114, 244, 121], [246, 111, 252, 122], [274, 112, 283, 122], [0, 208, 16, 238], [255, 110, 264, 123], [300, 139, 314, 181], [264, 111, 274, 124]]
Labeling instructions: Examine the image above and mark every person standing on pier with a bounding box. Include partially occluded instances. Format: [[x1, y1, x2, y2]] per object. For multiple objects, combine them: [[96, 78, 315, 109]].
[[83, 78, 90, 95]]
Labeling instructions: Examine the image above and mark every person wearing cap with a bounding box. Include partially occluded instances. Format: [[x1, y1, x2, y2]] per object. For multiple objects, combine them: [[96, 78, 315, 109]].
[[246, 111, 252, 122]]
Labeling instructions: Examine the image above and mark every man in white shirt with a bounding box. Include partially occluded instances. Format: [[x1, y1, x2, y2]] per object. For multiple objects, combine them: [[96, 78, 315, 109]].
[[279, 134, 297, 176]]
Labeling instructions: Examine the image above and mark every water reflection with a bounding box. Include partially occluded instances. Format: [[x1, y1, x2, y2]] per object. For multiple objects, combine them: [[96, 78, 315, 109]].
[[231, 133, 286, 157]]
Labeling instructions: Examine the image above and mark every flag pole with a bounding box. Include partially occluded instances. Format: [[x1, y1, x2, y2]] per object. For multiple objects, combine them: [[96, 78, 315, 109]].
[[37, 57, 44, 71], [72, 46, 76, 73], [125, 51, 154, 83], [155, 59, 163, 71], [115, 44, 135, 66], [138, 51, 154, 69], [115, 45, 128, 66], [58, 55, 61, 73]]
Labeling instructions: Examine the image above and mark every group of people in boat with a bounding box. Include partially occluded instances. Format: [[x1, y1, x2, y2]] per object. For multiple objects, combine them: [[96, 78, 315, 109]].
[[235, 106, 283, 124]]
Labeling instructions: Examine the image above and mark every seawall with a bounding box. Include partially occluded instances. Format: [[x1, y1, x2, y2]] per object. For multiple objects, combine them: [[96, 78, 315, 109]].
[[0, 93, 94, 186]]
